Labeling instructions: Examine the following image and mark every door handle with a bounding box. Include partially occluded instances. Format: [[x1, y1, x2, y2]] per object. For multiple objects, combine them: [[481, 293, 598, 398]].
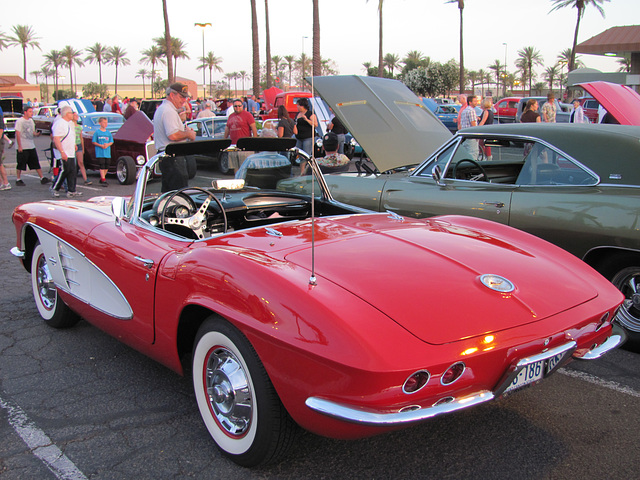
[[482, 201, 505, 208], [134, 256, 154, 269]]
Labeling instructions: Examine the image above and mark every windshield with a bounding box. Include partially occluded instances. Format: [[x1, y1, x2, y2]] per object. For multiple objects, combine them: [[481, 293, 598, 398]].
[[128, 142, 360, 242]]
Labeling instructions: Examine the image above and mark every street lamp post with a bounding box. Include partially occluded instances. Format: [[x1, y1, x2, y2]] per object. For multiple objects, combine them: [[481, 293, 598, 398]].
[[195, 22, 212, 99], [301, 36, 308, 91], [502, 42, 508, 96]]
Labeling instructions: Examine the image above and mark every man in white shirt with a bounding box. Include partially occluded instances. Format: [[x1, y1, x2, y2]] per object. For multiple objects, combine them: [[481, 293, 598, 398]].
[[51, 106, 81, 198]]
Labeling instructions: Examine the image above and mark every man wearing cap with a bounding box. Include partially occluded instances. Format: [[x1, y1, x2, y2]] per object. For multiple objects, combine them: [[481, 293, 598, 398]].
[[153, 82, 197, 192], [153, 82, 196, 152]]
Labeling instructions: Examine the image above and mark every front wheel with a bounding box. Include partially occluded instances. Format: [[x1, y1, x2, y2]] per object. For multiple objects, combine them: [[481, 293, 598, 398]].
[[218, 152, 231, 175], [31, 242, 80, 328], [192, 317, 297, 467]]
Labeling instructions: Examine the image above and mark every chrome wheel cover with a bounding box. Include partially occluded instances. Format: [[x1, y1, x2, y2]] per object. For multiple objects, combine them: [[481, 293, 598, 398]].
[[36, 254, 56, 311], [612, 267, 640, 333], [204, 346, 253, 436]]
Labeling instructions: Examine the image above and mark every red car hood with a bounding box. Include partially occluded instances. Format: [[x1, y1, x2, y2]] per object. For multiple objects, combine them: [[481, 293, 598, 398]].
[[284, 214, 599, 345], [579, 81, 640, 125]]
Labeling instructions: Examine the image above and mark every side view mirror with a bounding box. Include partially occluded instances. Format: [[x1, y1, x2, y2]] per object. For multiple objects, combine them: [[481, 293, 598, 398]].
[[432, 165, 446, 186], [112, 197, 127, 226]]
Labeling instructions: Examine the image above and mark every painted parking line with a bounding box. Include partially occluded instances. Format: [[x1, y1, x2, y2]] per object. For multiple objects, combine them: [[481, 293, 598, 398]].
[[0, 394, 88, 480], [559, 368, 640, 398]]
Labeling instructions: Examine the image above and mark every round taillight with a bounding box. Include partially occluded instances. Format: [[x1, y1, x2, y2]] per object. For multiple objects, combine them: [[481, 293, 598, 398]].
[[441, 362, 466, 385], [403, 370, 430, 394]]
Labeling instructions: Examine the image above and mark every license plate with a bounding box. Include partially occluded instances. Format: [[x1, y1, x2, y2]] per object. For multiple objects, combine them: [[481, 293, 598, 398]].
[[504, 352, 564, 393]]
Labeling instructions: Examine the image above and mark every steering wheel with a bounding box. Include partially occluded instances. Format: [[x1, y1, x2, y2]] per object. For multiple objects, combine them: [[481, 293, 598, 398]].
[[160, 187, 227, 239], [452, 159, 488, 182]]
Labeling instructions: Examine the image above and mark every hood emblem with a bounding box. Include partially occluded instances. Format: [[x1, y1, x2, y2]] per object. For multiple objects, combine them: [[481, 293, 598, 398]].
[[480, 274, 515, 293]]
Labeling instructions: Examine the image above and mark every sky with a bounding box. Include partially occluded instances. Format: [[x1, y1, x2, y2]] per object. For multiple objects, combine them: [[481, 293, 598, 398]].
[[0, 0, 635, 90]]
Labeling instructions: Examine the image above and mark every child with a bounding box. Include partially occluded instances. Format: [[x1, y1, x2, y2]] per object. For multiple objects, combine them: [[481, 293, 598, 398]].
[[92, 117, 113, 186]]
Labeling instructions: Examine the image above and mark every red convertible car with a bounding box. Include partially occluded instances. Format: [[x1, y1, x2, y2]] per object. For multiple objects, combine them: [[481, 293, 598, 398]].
[[11, 139, 625, 466]]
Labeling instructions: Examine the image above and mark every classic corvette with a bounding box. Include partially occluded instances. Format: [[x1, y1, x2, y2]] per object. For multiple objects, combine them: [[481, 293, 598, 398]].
[[280, 75, 640, 344], [11, 138, 625, 467]]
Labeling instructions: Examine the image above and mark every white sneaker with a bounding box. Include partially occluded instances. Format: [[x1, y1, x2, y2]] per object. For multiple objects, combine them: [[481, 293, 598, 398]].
[[0, 183, 11, 191], [50, 187, 60, 197]]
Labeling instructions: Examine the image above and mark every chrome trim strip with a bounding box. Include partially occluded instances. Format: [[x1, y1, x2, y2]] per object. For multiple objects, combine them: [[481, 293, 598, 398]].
[[10, 247, 25, 259], [305, 391, 495, 426], [574, 324, 627, 360]]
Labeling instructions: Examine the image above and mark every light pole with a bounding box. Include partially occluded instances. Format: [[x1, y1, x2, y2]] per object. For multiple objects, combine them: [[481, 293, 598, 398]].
[[301, 36, 308, 90], [502, 42, 508, 97], [195, 22, 211, 99]]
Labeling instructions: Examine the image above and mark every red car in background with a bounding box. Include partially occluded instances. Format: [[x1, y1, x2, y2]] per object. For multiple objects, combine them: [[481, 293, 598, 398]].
[[494, 97, 520, 123], [577, 97, 600, 123], [261, 91, 312, 120]]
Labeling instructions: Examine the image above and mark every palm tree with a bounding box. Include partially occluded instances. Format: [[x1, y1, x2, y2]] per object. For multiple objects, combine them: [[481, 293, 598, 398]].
[[446, 0, 465, 93], [467, 70, 478, 95], [0, 30, 8, 50], [140, 45, 166, 97], [7, 25, 41, 79], [296, 54, 311, 87], [224, 72, 234, 97], [549, 0, 610, 72], [402, 50, 429, 74], [617, 55, 631, 73], [197, 52, 223, 98], [544, 65, 559, 93], [105, 46, 130, 95], [477, 68, 488, 96], [161, 0, 174, 83], [250, 0, 260, 95], [85, 43, 109, 85], [367, 0, 385, 78], [516, 46, 544, 94], [284, 55, 295, 87], [239, 71, 249, 95], [533, 81, 546, 95], [312, 0, 321, 77], [60, 45, 84, 94], [43, 49, 64, 97], [487, 59, 504, 96], [265, 0, 273, 88], [362, 61, 372, 74], [40, 67, 54, 103], [384, 53, 400, 77], [136, 68, 150, 98], [170, 37, 190, 78], [271, 55, 283, 84]]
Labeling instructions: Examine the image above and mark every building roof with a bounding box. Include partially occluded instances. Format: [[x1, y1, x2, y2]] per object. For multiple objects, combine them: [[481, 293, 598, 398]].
[[0, 75, 29, 86], [576, 25, 640, 56]]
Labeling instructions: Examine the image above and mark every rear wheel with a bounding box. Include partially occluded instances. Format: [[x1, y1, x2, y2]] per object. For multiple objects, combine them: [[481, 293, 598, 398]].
[[116, 156, 137, 185], [192, 316, 297, 467], [31, 243, 80, 329], [610, 265, 640, 344]]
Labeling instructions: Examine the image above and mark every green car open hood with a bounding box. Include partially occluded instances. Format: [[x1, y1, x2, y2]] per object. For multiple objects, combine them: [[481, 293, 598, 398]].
[[309, 75, 452, 172]]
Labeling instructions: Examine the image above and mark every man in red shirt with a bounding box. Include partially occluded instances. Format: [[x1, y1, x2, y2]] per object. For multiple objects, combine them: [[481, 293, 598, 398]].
[[224, 99, 257, 145]]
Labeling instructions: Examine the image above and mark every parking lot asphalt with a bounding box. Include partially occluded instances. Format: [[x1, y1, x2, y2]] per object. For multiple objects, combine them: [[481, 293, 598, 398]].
[[1, 136, 640, 479]]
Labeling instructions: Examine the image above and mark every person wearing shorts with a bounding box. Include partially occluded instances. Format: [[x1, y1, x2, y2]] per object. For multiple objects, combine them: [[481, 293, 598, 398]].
[[92, 117, 113, 186], [15, 105, 49, 186]]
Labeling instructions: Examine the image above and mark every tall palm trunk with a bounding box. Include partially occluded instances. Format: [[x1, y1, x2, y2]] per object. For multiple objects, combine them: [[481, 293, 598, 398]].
[[265, 0, 272, 88], [251, 0, 260, 95], [162, 0, 174, 84], [313, 0, 321, 77]]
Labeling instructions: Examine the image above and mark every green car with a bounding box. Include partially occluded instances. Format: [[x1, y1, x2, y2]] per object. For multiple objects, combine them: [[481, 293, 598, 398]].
[[279, 75, 640, 342]]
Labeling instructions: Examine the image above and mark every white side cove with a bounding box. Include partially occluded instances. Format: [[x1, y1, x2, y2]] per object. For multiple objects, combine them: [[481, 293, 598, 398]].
[[33, 225, 133, 319]]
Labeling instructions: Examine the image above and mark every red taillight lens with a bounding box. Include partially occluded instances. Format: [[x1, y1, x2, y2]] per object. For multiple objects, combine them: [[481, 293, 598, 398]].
[[403, 370, 430, 394], [441, 362, 466, 385]]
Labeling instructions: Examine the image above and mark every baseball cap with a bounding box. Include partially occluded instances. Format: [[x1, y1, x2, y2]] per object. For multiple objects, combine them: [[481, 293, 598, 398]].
[[167, 82, 191, 98], [322, 132, 339, 151]]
